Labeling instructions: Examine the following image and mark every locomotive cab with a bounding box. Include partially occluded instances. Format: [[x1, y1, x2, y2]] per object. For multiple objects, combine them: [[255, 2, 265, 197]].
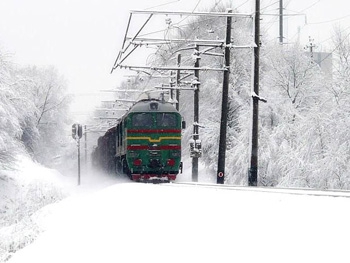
[[125, 99, 182, 181]]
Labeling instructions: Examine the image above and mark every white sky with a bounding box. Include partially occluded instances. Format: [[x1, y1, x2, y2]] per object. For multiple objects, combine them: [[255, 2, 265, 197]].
[[0, 0, 349, 121]]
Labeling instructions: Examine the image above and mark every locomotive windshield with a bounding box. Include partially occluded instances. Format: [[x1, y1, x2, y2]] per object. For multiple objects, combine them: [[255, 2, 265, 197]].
[[131, 112, 178, 128], [156, 113, 177, 127], [132, 113, 153, 127]]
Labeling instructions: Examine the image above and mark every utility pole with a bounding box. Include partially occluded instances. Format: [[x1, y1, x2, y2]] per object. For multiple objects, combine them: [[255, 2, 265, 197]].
[[72, 123, 83, 185], [279, 0, 283, 44], [78, 138, 81, 185], [170, 70, 175, 101], [176, 53, 181, 111], [84, 125, 87, 167], [249, 0, 261, 186], [192, 45, 200, 182], [217, 9, 232, 184], [305, 36, 316, 60]]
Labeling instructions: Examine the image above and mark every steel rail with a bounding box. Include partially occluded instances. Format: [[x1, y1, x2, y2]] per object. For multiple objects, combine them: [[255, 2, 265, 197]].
[[166, 182, 350, 198]]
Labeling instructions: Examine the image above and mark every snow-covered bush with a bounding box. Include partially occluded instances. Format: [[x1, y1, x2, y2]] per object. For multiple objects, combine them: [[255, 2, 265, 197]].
[[0, 156, 66, 262]]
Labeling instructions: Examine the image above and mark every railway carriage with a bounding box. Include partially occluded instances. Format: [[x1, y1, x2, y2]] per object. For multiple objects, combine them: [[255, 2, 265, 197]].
[[93, 98, 184, 182]]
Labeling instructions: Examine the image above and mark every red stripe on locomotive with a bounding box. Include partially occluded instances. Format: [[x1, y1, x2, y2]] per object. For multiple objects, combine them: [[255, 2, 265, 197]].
[[127, 145, 181, 150], [128, 129, 181, 133]]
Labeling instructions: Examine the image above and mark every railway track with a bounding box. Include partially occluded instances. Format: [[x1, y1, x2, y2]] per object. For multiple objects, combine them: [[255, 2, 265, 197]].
[[164, 181, 350, 198]]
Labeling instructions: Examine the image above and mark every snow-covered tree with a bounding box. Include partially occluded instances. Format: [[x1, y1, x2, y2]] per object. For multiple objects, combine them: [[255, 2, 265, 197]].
[[14, 66, 72, 166], [0, 51, 28, 168], [0, 46, 72, 169], [257, 41, 350, 189]]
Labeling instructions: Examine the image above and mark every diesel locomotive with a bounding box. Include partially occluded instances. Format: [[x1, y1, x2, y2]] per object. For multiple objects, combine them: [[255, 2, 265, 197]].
[[92, 98, 184, 181]]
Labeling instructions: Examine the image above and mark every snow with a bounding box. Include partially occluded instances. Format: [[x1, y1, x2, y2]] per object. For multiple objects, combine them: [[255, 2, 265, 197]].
[[3, 158, 350, 263]]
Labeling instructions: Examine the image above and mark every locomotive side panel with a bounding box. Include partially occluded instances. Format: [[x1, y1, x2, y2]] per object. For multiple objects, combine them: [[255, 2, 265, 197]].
[[95, 127, 117, 173]]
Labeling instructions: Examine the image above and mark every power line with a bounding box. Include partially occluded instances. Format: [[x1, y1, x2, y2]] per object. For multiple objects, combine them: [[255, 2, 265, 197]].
[[308, 14, 350, 25], [144, 0, 180, 10], [236, 0, 250, 10], [170, 0, 202, 27], [300, 0, 321, 12], [212, 0, 224, 10], [261, 0, 279, 11], [317, 28, 350, 65], [287, 14, 350, 48]]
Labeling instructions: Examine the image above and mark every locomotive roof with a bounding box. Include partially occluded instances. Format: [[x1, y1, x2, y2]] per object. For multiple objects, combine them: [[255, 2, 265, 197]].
[[128, 99, 178, 113]]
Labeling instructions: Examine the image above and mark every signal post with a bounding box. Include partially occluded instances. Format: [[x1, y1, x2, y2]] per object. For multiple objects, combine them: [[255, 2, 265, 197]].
[[72, 123, 83, 185]]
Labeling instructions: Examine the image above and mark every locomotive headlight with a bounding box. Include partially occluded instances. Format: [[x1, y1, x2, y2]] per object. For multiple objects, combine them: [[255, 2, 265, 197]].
[[149, 102, 159, 110], [148, 150, 160, 157]]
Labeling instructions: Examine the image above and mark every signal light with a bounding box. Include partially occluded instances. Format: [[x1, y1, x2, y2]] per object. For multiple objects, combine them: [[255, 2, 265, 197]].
[[72, 123, 83, 139]]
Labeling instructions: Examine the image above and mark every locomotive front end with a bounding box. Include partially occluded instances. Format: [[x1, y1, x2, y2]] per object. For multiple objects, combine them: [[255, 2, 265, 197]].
[[126, 100, 182, 182]]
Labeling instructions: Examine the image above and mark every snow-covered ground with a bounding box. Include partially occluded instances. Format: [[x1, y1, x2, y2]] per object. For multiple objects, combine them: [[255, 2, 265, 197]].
[[2, 157, 350, 263]]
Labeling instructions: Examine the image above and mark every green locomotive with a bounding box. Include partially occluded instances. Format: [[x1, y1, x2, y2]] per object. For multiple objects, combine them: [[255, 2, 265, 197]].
[[93, 98, 184, 181]]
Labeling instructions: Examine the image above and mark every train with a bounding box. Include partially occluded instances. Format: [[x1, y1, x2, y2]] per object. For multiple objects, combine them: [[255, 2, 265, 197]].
[[92, 98, 185, 182]]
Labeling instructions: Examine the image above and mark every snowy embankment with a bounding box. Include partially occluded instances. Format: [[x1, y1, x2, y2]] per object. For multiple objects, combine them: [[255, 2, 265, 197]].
[[0, 155, 127, 262], [4, 165, 350, 263], [0, 156, 67, 262], [3, 163, 350, 263]]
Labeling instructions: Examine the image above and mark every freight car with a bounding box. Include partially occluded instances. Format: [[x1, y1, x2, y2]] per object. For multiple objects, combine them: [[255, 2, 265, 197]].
[[92, 98, 184, 181]]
